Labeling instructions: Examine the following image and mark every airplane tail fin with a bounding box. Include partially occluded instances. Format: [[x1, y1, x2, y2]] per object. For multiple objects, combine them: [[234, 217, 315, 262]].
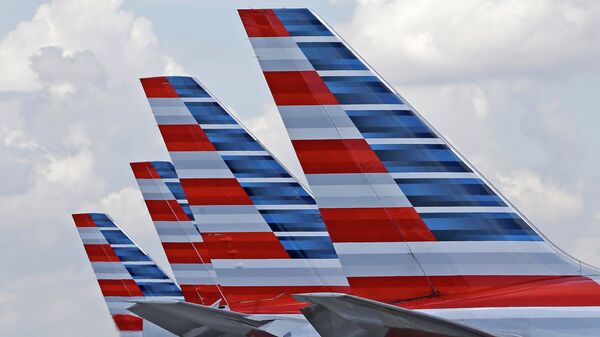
[[72, 213, 183, 336], [138, 76, 350, 313], [239, 8, 595, 303], [131, 161, 224, 306]]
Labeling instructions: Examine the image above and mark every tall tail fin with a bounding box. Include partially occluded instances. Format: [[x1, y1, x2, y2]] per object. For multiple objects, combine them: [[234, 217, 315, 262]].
[[131, 161, 224, 306], [239, 8, 594, 302], [138, 76, 350, 313], [72, 213, 183, 337]]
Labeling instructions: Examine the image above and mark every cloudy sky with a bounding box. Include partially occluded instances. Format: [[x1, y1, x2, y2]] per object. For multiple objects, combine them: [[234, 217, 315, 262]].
[[1, 0, 599, 335]]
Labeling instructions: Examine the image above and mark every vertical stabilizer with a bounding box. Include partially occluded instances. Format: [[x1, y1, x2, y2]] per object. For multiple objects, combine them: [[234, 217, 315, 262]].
[[238, 8, 591, 302], [72, 213, 183, 337], [139, 76, 350, 313]]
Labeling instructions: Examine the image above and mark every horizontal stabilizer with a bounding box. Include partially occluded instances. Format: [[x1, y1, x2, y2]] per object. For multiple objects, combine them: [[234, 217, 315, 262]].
[[128, 300, 277, 337], [294, 293, 492, 337]]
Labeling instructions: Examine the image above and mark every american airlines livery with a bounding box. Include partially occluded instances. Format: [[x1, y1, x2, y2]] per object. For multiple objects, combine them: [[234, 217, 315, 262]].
[[72, 8, 600, 337]]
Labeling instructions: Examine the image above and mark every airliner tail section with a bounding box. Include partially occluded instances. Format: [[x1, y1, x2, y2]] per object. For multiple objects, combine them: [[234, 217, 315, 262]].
[[72, 213, 184, 337], [239, 8, 593, 302]]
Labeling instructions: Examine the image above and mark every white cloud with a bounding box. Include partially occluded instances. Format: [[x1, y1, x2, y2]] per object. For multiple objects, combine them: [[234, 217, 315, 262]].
[[0, 0, 181, 92], [0, 0, 183, 335], [496, 169, 583, 223], [344, 0, 600, 83]]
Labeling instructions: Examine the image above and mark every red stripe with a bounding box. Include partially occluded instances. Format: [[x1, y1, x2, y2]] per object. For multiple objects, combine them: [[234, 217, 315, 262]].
[[348, 276, 434, 303], [224, 285, 352, 314], [320, 207, 436, 242], [403, 276, 600, 309], [98, 279, 143, 297], [238, 9, 289, 37], [112, 314, 143, 331], [181, 285, 223, 306], [180, 178, 253, 205], [84, 244, 119, 262], [348, 275, 586, 305], [158, 124, 216, 152], [130, 162, 160, 179], [162, 242, 210, 263], [144, 200, 190, 221], [263, 71, 339, 106], [72, 213, 95, 227], [293, 139, 388, 174], [203, 232, 289, 259], [140, 76, 178, 98]]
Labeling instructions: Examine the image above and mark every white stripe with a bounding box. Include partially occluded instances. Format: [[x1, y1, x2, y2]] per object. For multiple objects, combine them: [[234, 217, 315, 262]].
[[292, 36, 339, 43], [218, 151, 269, 156], [180, 97, 216, 103], [334, 241, 556, 254], [341, 104, 409, 110], [212, 259, 343, 269], [254, 204, 319, 210], [199, 124, 243, 129], [421, 306, 600, 319], [317, 70, 373, 77], [121, 261, 155, 266], [407, 241, 555, 254], [390, 172, 479, 179], [133, 279, 174, 283], [237, 177, 297, 183], [366, 138, 444, 145], [416, 206, 514, 213]]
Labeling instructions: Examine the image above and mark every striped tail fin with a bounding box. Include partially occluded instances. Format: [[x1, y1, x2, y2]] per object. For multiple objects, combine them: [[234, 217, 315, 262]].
[[131, 161, 224, 306], [72, 213, 184, 337], [239, 8, 594, 303], [138, 76, 350, 314]]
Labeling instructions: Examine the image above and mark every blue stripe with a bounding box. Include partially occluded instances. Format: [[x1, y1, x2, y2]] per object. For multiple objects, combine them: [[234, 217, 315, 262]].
[[150, 161, 177, 179], [222, 155, 291, 178], [185, 102, 236, 125], [396, 178, 506, 207], [322, 76, 403, 104], [241, 182, 316, 205], [372, 144, 472, 173], [273, 9, 333, 36], [90, 213, 116, 228], [260, 209, 327, 232], [278, 236, 338, 259], [125, 265, 169, 280], [101, 230, 133, 245], [203, 129, 262, 151], [137, 282, 182, 297], [297, 42, 367, 70], [165, 182, 186, 200], [347, 109, 437, 139], [180, 203, 194, 221], [112, 247, 151, 262], [167, 76, 209, 98]]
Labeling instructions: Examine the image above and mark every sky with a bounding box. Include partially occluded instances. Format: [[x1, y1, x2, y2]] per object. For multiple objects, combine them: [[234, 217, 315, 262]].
[[0, 0, 599, 335]]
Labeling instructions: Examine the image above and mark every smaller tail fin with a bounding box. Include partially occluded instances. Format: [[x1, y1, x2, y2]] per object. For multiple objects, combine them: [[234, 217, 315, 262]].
[[72, 213, 184, 337], [131, 161, 225, 306]]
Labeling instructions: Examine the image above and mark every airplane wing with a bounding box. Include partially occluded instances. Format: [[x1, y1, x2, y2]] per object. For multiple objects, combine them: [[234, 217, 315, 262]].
[[294, 293, 492, 337], [128, 300, 310, 337], [238, 8, 591, 304]]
